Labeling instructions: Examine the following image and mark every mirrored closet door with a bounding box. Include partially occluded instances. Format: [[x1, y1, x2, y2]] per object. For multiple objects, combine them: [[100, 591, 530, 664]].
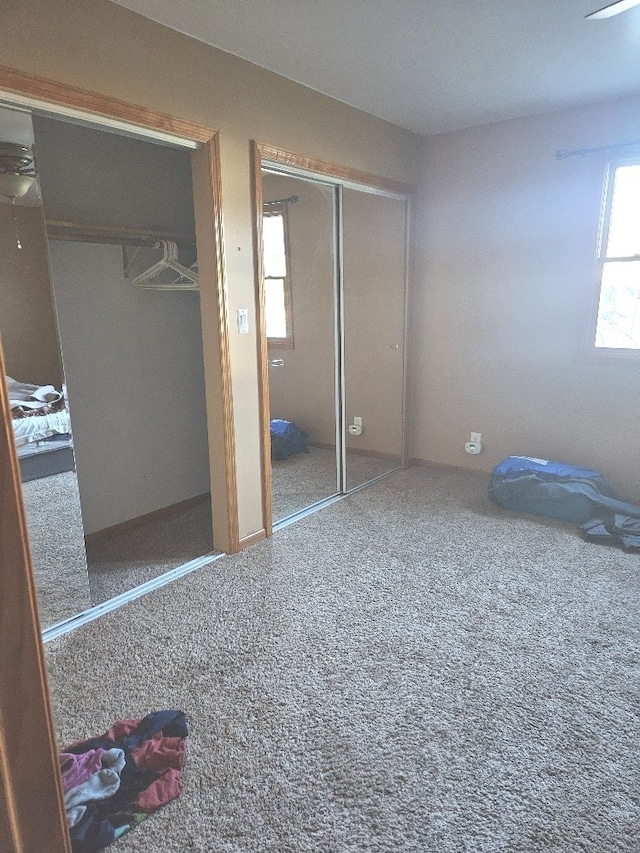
[[0, 102, 216, 630], [259, 153, 409, 527], [0, 105, 91, 628], [342, 187, 407, 491], [262, 169, 340, 522]]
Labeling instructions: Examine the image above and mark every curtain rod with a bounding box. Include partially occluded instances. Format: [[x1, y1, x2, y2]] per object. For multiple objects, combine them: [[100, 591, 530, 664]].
[[263, 194, 298, 207], [555, 140, 640, 160]]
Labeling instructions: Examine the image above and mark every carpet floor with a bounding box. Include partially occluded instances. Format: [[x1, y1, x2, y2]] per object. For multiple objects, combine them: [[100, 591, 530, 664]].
[[272, 446, 399, 521], [45, 467, 639, 852]]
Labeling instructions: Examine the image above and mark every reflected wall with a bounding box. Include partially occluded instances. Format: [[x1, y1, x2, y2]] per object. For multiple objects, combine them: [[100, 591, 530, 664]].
[[0, 106, 91, 628], [342, 189, 407, 491]]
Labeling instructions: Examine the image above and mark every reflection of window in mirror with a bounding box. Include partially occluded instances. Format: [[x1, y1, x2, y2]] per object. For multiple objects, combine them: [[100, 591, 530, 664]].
[[263, 202, 294, 348]]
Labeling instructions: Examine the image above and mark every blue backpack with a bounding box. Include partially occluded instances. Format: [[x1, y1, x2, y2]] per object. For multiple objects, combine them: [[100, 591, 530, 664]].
[[270, 419, 309, 460]]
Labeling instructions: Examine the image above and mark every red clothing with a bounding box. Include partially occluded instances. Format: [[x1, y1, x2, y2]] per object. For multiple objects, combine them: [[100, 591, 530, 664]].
[[131, 735, 187, 812]]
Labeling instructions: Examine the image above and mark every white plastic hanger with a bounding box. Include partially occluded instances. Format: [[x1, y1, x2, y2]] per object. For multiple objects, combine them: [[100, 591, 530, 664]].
[[131, 240, 199, 290]]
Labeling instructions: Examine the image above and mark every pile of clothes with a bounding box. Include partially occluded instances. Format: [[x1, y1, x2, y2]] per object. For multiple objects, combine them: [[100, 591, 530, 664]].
[[59, 710, 188, 852]]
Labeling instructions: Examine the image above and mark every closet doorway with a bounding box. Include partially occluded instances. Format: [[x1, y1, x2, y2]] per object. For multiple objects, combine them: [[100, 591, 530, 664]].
[[253, 144, 411, 530], [0, 85, 234, 635]]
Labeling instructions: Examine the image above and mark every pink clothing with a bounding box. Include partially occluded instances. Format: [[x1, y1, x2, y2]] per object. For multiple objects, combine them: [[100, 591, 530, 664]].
[[59, 748, 126, 794], [59, 749, 110, 793]]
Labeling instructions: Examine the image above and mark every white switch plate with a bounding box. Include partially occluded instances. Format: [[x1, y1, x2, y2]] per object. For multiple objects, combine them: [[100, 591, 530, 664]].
[[470, 432, 481, 443], [354, 416, 363, 427], [237, 308, 249, 334]]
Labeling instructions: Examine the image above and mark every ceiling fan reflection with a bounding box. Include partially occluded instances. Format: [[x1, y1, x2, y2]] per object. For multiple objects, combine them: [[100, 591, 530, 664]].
[[586, 0, 640, 20]]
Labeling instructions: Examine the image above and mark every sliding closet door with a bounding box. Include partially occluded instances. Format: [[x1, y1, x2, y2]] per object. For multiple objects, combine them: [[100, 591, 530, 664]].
[[263, 170, 339, 521], [342, 188, 407, 491], [0, 105, 91, 629], [31, 114, 214, 608]]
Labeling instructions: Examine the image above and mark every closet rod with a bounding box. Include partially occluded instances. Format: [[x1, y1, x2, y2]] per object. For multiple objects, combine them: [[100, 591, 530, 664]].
[[45, 219, 195, 247], [555, 139, 640, 160]]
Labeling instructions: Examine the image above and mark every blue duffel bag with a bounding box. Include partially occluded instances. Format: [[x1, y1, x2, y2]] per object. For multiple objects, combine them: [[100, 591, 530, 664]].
[[270, 418, 309, 460], [489, 456, 635, 524]]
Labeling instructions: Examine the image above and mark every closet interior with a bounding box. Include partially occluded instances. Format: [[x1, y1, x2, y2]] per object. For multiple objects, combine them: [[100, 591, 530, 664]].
[[0, 104, 215, 630]]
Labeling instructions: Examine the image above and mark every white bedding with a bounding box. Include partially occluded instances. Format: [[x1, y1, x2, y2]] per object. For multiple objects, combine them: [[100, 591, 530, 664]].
[[12, 410, 71, 447], [7, 376, 63, 410]]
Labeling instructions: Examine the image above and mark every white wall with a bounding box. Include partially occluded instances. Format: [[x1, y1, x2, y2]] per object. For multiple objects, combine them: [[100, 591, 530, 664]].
[[412, 94, 640, 501], [48, 241, 210, 534]]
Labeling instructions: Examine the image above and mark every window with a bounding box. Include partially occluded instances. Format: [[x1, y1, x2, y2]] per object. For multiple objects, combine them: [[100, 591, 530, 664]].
[[263, 204, 293, 348], [594, 160, 640, 351]]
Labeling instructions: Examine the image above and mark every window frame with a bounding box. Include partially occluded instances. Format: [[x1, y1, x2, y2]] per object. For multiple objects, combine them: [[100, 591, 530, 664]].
[[263, 202, 294, 350], [591, 157, 640, 359]]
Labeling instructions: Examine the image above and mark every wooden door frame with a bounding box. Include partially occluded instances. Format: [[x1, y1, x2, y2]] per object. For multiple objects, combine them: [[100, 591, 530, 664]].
[[0, 65, 237, 852], [250, 141, 414, 536]]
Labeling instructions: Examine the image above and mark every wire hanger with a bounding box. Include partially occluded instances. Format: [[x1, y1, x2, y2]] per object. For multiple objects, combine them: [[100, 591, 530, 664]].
[[131, 240, 199, 291]]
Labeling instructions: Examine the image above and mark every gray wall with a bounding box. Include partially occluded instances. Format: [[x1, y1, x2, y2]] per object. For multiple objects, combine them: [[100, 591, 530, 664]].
[[47, 240, 209, 535], [0, 205, 63, 388], [31, 115, 208, 534], [32, 115, 195, 239], [412, 93, 640, 500]]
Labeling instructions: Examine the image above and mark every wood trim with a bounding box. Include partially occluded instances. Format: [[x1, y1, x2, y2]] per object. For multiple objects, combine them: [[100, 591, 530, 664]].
[[345, 447, 402, 462], [251, 140, 274, 538], [0, 64, 213, 143], [0, 356, 71, 853], [237, 528, 267, 550], [256, 142, 414, 197], [410, 457, 490, 478], [84, 493, 211, 547], [192, 136, 240, 554]]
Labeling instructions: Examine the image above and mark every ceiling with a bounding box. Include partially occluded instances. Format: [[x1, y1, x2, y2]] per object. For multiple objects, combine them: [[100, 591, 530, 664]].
[[111, 0, 640, 136]]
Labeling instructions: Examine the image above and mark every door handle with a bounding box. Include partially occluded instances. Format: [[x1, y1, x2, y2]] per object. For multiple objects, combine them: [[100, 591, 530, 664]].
[[270, 359, 285, 367]]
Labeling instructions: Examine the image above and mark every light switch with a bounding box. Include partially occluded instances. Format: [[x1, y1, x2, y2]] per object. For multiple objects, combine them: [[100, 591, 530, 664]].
[[237, 308, 249, 334]]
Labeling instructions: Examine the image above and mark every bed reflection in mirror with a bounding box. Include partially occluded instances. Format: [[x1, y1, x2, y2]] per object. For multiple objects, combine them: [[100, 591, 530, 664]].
[[262, 170, 340, 522]]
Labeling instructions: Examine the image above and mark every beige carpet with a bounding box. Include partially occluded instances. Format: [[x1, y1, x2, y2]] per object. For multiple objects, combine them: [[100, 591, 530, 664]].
[[21, 471, 91, 628], [272, 446, 399, 521], [45, 467, 639, 851]]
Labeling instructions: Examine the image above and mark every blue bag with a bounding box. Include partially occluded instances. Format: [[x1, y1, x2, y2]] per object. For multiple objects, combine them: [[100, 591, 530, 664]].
[[270, 419, 309, 460], [489, 456, 631, 524]]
